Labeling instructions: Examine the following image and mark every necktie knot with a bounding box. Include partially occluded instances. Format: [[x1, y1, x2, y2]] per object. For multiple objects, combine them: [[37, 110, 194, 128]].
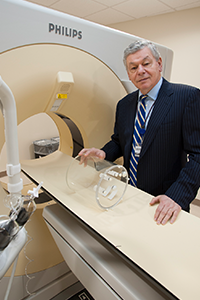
[[138, 95, 147, 130], [140, 94, 148, 105]]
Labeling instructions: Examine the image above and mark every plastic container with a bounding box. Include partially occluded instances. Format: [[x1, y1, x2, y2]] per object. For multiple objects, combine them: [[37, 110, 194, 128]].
[[33, 137, 59, 158]]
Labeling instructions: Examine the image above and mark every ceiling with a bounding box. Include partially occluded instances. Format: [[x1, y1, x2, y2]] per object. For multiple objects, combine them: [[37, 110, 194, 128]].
[[24, 0, 200, 25]]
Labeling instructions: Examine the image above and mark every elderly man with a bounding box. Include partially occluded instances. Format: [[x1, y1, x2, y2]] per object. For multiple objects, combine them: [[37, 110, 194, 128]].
[[79, 40, 200, 225]]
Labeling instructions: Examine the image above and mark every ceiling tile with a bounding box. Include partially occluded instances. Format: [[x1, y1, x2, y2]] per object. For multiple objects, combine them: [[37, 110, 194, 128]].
[[149, 8, 174, 17], [159, 0, 200, 9], [93, 0, 128, 6], [86, 8, 134, 25], [175, 2, 200, 10], [51, 0, 107, 17], [113, 0, 173, 18], [23, 0, 200, 25]]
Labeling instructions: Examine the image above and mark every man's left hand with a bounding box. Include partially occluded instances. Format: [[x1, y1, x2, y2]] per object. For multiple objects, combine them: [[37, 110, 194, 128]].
[[150, 195, 181, 225]]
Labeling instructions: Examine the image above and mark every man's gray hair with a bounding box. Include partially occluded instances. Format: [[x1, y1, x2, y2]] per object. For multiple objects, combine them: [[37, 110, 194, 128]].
[[123, 40, 161, 67]]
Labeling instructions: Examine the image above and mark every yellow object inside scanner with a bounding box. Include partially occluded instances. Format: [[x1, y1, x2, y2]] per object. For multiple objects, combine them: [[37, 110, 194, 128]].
[[0, 44, 127, 275]]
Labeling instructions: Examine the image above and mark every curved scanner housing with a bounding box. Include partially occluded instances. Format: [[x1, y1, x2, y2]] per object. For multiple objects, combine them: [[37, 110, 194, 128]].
[[0, 44, 128, 194], [0, 43, 127, 152]]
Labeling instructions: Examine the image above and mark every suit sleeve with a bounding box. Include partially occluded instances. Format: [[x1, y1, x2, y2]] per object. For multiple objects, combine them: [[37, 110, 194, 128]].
[[165, 88, 200, 210]]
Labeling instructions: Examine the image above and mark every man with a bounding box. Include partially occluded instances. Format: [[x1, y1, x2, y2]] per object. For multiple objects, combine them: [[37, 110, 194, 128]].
[[79, 40, 200, 225]]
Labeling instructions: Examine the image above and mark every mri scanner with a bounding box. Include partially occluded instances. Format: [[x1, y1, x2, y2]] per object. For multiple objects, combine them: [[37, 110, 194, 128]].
[[1, 0, 200, 299]]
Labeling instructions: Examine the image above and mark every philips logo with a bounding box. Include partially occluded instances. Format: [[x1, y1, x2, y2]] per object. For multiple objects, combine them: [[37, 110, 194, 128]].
[[49, 23, 82, 40]]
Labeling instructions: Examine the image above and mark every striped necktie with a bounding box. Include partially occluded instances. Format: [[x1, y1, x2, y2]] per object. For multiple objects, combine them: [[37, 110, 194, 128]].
[[129, 95, 147, 186]]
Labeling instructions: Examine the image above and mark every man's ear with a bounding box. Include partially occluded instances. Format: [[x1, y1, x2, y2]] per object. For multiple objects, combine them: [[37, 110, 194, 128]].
[[158, 57, 163, 72]]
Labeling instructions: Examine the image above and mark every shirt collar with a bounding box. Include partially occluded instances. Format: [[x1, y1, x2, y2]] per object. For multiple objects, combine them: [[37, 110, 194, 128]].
[[139, 77, 163, 101]]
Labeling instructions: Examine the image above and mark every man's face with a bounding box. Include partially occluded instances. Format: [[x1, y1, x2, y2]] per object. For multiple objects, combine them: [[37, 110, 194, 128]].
[[126, 47, 162, 95]]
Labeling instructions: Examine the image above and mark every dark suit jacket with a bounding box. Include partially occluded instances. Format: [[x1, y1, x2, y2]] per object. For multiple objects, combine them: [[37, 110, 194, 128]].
[[102, 78, 200, 211]]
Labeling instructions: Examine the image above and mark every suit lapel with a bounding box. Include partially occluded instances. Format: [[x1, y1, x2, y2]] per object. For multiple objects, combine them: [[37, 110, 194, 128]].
[[128, 91, 138, 133], [124, 91, 138, 168], [140, 79, 174, 159]]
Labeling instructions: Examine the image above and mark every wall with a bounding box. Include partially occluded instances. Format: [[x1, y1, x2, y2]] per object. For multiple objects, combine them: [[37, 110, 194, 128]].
[[110, 7, 200, 88]]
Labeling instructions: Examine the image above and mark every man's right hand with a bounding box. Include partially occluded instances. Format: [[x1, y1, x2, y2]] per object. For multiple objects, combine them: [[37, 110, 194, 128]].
[[78, 147, 106, 166]]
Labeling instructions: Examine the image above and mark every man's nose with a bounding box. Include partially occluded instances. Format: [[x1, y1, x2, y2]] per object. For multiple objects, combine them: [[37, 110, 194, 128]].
[[137, 64, 145, 74]]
